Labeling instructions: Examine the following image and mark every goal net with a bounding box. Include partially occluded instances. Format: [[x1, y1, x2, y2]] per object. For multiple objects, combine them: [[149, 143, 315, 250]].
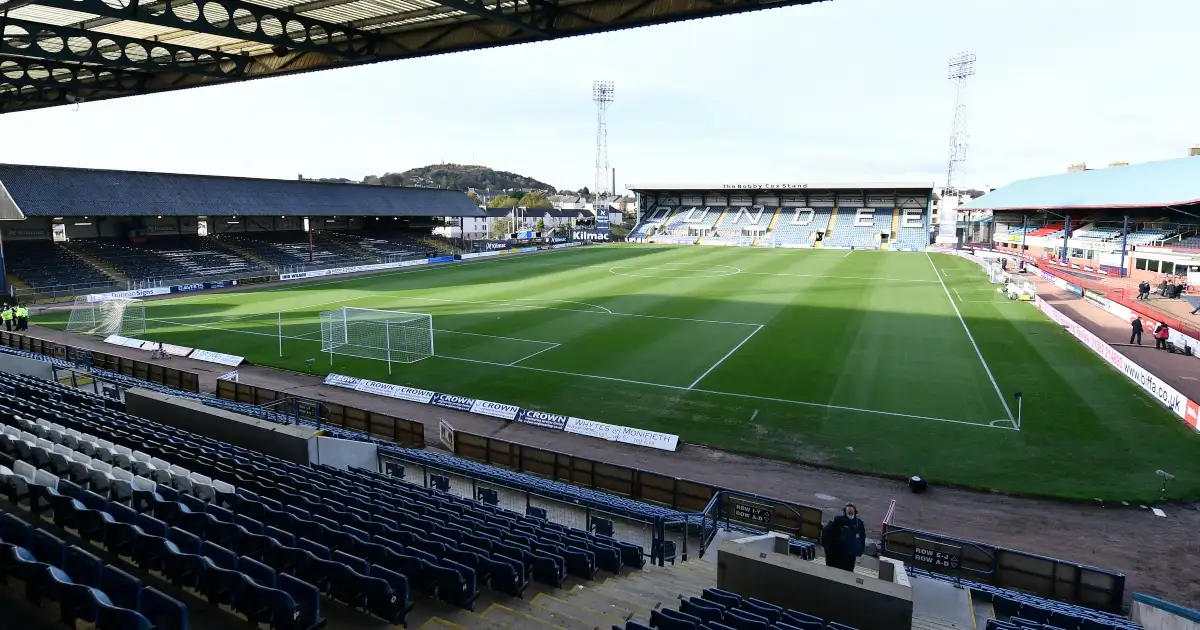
[[319, 307, 433, 371], [64, 296, 146, 337], [987, 261, 1008, 284]]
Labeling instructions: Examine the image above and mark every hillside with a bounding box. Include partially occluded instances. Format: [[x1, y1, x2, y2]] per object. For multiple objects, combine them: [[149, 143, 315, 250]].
[[368, 164, 556, 192]]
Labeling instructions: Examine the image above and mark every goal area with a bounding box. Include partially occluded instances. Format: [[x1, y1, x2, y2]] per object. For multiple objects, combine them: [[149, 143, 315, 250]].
[[64, 296, 147, 337], [319, 307, 434, 372]]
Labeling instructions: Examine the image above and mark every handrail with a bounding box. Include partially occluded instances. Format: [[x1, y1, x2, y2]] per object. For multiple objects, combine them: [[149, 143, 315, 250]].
[[666, 489, 816, 560], [880, 526, 997, 577]]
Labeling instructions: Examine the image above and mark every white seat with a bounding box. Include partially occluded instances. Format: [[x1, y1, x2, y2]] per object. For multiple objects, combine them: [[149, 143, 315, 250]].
[[110, 468, 133, 482], [111, 478, 133, 503], [35, 419, 51, 428], [78, 440, 98, 457], [211, 478, 235, 495], [29, 424, 48, 438], [190, 473, 212, 486], [90, 460, 112, 474], [66, 429, 82, 439], [192, 482, 216, 504], [88, 467, 113, 494], [1, 425, 18, 437], [45, 429, 63, 444], [71, 451, 91, 464], [151, 467, 173, 487], [132, 451, 151, 463], [97, 439, 114, 450], [113, 452, 133, 470], [132, 460, 156, 478], [35, 437, 54, 450], [150, 457, 171, 471], [114, 445, 133, 457], [14, 459, 36, 481], [95, 447, 116, 465], [49, 452, 72, 477], [33, 469, 59, 490], [132, 476, 156, 493], [61, 434, 79, 450], [53, 444, 73, 457], [20, 431, 38, 443], [80, 433, 98, 444], [168, 465, 190, 478], [14, 416, 32, 431], [171, 472, 193, 494], [49, 423, 66, 433], [68, 460, 91, 485]]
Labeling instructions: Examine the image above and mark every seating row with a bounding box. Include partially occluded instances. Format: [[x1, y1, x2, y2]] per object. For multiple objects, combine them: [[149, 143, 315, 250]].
[[619, 586, 854, 630]]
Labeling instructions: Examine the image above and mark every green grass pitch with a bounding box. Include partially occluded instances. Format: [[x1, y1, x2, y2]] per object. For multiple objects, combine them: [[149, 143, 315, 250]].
[[44, 245, 1200, 501]]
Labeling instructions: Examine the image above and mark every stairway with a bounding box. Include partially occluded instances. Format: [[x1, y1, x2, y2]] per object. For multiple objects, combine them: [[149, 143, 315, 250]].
[[58, 242, 126, 281], [5, 274, 28, 290], [210, 238, 275, 270], [417, 559, 718, 629], [317, 232, 376, 261], [824, 207, 840, 246], [757, 209, 784, 246], [909, 573, 978, 630]]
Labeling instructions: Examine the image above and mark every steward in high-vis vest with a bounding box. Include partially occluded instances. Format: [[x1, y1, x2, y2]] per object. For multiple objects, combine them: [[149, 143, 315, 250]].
[[1, 306, 12, 332], [15, 305, 28, 331]]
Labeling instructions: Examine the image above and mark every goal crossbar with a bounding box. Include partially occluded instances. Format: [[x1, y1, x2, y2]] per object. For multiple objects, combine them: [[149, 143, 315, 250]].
[[65, 296, 146, 337], [319, 307, 434, 373]]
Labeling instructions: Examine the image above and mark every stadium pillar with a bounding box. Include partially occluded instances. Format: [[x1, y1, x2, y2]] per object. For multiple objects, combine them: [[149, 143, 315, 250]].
[[1061, 213, 1071, 263], [1118, 215, 1130, 278], [0, 229, 7, 298], [1020, 215, 1028, 258]]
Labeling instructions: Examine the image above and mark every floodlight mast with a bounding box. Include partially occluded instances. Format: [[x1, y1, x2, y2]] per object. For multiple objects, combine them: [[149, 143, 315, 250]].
[[938, 51, 976, 246], [593, 81, 615, 209]]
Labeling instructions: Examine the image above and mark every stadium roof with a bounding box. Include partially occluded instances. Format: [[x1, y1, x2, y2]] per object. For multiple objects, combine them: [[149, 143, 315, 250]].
[[963, 156, 1200, 212], [0, 163, 484, 217], [0, 0, 831, 114], [628, 182, 935, 192]]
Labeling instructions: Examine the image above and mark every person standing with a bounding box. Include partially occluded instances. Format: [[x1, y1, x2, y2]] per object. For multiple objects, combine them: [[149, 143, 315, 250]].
[[0, 305, 11, 332], [821, 504, 866, 572], [15, 304, 28, 331], [1130, 317, 1143, 345], [1155, 323, 1170, 350]]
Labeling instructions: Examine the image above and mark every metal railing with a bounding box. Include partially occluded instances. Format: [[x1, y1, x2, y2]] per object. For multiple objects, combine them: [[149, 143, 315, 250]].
[[668, 489, 816, 561], [880, 527, 998, 578]]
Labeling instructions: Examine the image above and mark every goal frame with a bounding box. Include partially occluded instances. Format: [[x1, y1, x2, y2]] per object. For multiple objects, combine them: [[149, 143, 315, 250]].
[[64, 296, 146, 337], [319, 307, 434, 373]]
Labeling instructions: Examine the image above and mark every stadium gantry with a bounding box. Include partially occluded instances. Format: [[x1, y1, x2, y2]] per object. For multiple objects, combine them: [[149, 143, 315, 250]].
[[0, 0, 831, 114]]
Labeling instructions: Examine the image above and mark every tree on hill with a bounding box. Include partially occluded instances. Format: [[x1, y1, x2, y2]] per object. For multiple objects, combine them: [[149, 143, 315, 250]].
[[466, 191, 481, 205], [368, 164, 556, 192], [488, 195, 519, 209], [518, 191, 553, 209]]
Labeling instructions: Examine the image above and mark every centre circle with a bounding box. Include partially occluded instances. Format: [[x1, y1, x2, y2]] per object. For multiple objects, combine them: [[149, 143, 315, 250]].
[[608, 264, 742, 279]]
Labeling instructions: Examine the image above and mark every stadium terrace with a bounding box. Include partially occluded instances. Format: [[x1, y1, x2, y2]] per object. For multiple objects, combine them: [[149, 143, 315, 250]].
[[627, 182, 935, 250]]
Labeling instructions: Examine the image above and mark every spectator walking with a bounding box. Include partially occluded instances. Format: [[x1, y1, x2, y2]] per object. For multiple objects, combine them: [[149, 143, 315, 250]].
[[821, 504, 866, 572], [1155, 322, 1170, 350], [1138, 281, 1151, 300], [1130, 317, 1143, 345]]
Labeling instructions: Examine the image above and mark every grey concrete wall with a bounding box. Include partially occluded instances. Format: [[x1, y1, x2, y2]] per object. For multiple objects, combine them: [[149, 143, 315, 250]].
[[124, 388, 317, 465], [718, 541, 913, 630], [1133, 595, 1200, 630], [0, 353, 55, 381]]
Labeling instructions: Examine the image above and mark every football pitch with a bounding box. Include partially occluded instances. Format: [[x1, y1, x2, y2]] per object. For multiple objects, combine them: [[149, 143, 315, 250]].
[[47, 245, 1200, 501]]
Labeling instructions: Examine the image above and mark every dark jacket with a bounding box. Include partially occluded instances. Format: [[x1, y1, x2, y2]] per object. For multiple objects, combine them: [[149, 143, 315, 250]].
[[1132, 319, 1143, 333], [821, 515, 866, 558]]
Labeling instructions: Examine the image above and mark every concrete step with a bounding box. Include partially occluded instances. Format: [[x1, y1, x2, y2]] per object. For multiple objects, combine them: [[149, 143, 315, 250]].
[[560, 583, 653, 621], [482, 603, 561, 629], [418, 618, 468, 630], [58, 242, 124, 281], [211, 239, 275, 270], [533, 593, 627, 629], [972, 597, 995, 630], [436, 608, 515, 630]]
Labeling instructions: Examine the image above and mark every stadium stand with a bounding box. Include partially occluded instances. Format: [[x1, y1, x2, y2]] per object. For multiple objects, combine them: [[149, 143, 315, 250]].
[[659, 207, 700, 236], [629, 207, 673, 240], [770, 209, 832, 247], [70, 237, 267, 283], [1027, 224, 1065, 238], [823, 209, 892, 249], [894, 211, 931, 250], [323, 232, 431, 260], [703, 206, 775, 246], [220, 233, 372, 270], [1123, 228, 1173, 246], [1, 241, 113, 290]]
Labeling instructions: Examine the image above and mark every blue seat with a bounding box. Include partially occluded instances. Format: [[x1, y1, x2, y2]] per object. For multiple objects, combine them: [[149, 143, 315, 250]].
[[135, 513, 168, 538], [236, 531, 272, 560], [278, 573, 324, 629], [205, 504, 234, 523], [239, 555, 276, 587], [681, 598, 723, 624], [208, 520, 244, 549], [301, 554, 345, 594], [0, 512, 32, 547], [703, 588, 742, 610], [368, 564, 412, 625], [63, 545, 103, 588], [241, 579, 299, 629], [650, 608, 699, 630], [140, 587, 189, 630], [132, 532, 172, 572], [108, 502, 137, 525], [32, 529, 66, 568], [266, 525, 296, 547], [60, 582, 104, 626], [167, 527, 201, 555], [827, 623, 860, 630], [783, 610, 824, 629], [742, 598, 781, 624], [724, 608, 769, 630], [101, 564, 143, 610], [298, 537, 332, 560], [434, 558, 478, 610], [96, 597, 152, 630], [104, 521, 144, 558], [201, 562, 246, 608]]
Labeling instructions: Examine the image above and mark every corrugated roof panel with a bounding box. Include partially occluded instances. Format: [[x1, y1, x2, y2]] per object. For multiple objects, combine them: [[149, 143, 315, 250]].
[[0, 164, 485, 218], [963, 156, 1200, 211]]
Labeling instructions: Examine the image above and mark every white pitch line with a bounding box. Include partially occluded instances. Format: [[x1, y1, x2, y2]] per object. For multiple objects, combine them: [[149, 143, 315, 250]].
[[742, 272, 939, 283], [688, 325, 763, 389], [927, 253, 1016, 424], [508, 343, 562, 366], [147, 317, 555, 349], [146, 314, 1010, 431], [953, 288, 963, 302], [843, 250, 853, 258], [438, 354, 1013, 430]]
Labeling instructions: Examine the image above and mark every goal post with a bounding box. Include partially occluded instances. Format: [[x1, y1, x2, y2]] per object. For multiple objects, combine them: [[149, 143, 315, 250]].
[[319, 307, 434, 372], [64, 296, 146, 337]]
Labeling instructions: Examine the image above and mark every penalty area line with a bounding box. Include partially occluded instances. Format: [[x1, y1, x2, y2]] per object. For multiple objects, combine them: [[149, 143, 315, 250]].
[[436, 354, 1014, 431]]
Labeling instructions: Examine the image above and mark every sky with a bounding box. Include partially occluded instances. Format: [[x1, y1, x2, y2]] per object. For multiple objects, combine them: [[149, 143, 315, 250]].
[[0, 0, 1196, 194]]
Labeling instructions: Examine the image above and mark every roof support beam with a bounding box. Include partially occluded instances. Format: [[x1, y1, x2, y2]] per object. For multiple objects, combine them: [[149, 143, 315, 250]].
[[0, 17, 246, 78], [0, 56, 150, 94], [31, 0, 378, 58], [431, 0, 553, 38]]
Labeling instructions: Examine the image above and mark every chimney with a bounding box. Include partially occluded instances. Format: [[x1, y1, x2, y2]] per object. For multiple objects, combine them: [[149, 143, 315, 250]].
[[1190, 146, 1200, 157], [1067, 162, 1087, 173]]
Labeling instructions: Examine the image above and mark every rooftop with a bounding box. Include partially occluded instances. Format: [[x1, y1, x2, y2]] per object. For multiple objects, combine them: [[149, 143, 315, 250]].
[[963, 156, 1200, 211], [628, 182, 935, 192], [0, 163, 483, 218], [0, 0, 831, 114]]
